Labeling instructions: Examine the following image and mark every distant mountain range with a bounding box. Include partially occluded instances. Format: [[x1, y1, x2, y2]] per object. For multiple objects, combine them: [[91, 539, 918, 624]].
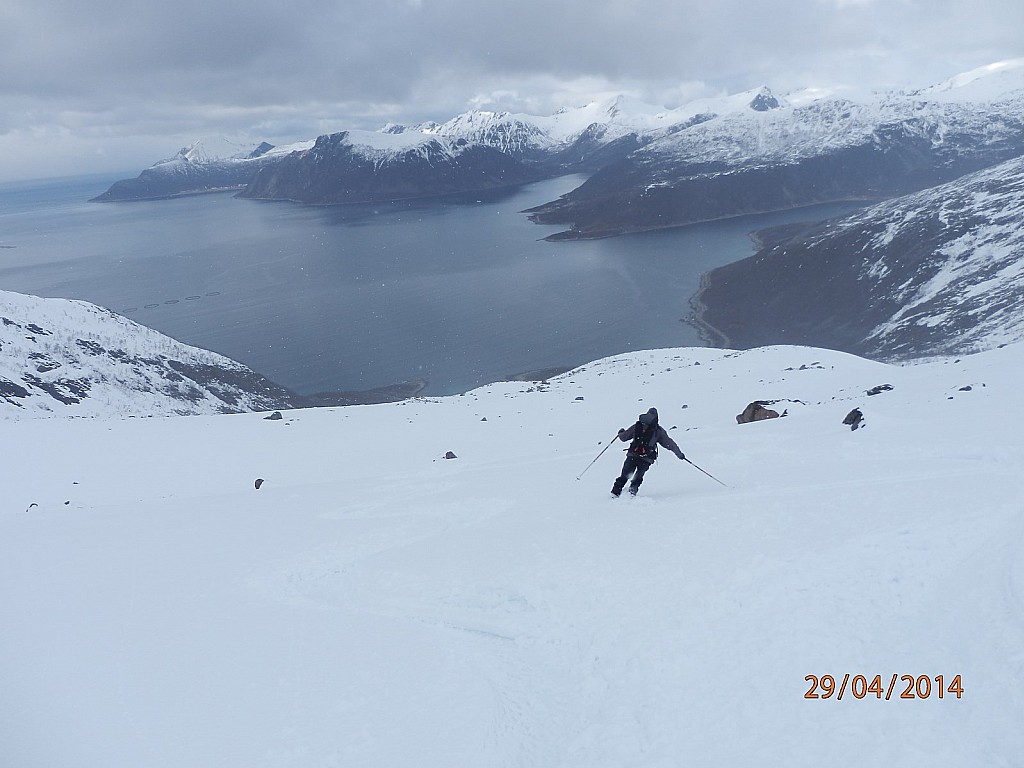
[[527, 64, 1024, 238], [89, 93, 697, 204], [93, 65, 1024, 241]]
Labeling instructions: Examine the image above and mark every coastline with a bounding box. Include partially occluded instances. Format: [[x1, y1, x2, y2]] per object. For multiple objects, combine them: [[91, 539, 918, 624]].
[[686, 270, 733, 349], [300, 379, 429, 407]]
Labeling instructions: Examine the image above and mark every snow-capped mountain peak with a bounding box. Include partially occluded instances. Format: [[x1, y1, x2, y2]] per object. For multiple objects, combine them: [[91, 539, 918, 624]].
[[156, 137, 267, 167], [666, 85, 787, 121], [430, 110, 553, 154]]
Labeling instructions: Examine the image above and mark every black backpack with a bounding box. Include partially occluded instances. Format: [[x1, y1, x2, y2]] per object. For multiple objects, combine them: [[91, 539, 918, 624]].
[[628, 417, 659, 461]]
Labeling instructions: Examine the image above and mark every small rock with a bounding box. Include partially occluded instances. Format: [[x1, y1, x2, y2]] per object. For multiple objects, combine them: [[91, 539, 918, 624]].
[[264, 411, 283, 421], [255, 478, 264, 489], [444, 451, 458, 460]]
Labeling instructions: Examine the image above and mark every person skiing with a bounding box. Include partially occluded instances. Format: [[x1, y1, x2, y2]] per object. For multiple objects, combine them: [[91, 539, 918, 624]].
[[611, 407, 686, 497]]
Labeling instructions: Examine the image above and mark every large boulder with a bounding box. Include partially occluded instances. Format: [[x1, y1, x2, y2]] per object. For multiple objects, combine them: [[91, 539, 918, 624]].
[[736, 401, 780, 424]]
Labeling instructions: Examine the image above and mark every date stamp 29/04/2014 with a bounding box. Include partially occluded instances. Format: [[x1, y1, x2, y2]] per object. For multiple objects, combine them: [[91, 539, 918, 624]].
[[804, 674, 964, 701]]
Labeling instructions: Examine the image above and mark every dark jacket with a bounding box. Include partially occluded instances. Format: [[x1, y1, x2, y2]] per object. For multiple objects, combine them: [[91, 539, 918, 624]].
[[617, 407, 685, 461]]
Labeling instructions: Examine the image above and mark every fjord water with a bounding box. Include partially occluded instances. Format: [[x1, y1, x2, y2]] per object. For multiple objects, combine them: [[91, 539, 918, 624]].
[[1, 173, 859, 396]]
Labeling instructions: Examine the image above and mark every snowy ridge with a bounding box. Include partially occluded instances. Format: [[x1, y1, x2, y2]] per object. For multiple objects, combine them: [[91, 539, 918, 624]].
[[519, 94, 694, 142], [151, 137, 312, 170], [3, 340, 1022, 765], [639, 84, 1024, 173], [0, 290, 297, 417], [154, 138, 262, 166], [666, 61, 1024, 172], [427, 111, 556, 154], [309, 128, 459, 167], [387, 90, 783, 159]]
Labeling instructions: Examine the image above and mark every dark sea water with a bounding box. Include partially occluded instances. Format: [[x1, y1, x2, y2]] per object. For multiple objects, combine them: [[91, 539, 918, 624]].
[[0, 173, 863, 397]]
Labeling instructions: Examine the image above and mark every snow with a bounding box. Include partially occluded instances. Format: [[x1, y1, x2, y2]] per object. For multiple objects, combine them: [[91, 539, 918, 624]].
[[845, 155, 1024, 353], [623, 59, 1024, 181], [0, 290, 290, 416], [915, 58, 1024, 103], [3, 341, 1022, 767], [514, 95, 678, 142]]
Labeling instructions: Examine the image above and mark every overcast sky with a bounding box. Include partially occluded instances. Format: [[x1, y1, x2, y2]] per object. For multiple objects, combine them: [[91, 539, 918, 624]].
[[1, 0, 1022, 182]]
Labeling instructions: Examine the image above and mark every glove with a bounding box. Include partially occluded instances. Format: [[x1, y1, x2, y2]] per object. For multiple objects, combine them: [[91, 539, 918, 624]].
[[617, 428, 625, 435], [678, 452, 686, 461]]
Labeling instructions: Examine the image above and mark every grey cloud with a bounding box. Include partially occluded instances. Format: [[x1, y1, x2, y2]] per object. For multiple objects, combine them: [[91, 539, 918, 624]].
[[1, 0, 1022, 180]]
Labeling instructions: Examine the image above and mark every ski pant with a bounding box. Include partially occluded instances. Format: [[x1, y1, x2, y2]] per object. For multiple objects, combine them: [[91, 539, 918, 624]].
[[612, 454, 653, 494]]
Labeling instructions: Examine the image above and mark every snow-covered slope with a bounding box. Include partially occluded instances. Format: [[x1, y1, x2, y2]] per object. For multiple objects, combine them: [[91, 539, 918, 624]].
[[3, 341, 1022, 766], [914, 57, 1024, 101], [695, 153, 1024, 359], [0, 290, 301, 416]]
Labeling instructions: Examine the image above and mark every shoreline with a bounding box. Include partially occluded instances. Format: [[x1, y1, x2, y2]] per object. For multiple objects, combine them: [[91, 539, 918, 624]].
[[685, 271, 733, 349]]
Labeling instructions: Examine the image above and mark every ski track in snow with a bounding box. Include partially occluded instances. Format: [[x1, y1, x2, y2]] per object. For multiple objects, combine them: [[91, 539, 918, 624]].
[[2, 343, 1024, 766]]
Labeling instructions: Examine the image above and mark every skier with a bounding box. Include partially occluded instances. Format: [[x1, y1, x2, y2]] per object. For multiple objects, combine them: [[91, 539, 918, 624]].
[[611, 407, 686, 497]]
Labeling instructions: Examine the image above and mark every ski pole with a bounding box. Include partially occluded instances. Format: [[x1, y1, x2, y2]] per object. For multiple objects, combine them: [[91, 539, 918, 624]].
[[576, 435, 620, 480], [684, 457, 729, 487]]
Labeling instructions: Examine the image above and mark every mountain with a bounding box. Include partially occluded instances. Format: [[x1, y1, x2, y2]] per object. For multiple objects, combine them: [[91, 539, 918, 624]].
[[692, 153, 1024, 359], [0, 289, 306, 416], [526, 62, 1024, 238], [4, 339, 1022, 765], [237, 128, 548, 204], [90, 139, 312, 202]]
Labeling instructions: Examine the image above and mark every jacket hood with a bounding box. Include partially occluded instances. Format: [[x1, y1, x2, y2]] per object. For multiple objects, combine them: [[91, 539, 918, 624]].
[[639, 407, 659, 426]]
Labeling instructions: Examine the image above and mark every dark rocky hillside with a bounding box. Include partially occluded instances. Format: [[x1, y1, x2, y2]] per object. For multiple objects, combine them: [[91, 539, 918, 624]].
[[692, 154, 1024, 360]]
